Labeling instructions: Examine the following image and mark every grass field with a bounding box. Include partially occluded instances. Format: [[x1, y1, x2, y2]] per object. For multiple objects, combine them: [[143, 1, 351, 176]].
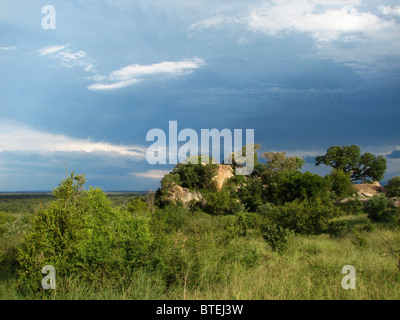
[[0, 194, 399, 300]]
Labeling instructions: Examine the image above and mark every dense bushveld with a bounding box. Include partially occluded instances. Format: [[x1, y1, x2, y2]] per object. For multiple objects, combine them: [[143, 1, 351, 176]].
[[0, 145, 399, 300], [0, 178, 399, 299]]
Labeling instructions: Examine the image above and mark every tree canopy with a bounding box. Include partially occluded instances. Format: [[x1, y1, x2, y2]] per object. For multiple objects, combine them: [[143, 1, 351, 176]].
[[315, 145, 386, 182]]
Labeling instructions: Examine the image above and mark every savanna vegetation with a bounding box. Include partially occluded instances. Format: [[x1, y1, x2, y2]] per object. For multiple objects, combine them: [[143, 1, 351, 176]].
[[0, 145, 399, 300]]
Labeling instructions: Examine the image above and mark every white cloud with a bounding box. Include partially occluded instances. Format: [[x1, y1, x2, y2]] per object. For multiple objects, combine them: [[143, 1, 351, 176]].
[[189, 15, 243, 31], [84, 64, 96, 72], [0, 46, 17, 51], [37, 43, 95, 71], [189, 1, 400, 71], [36, 46, 205, 91], [38, 44, 69, 56], [246, 1, 393, 42], [88, 79, 139, 91], [88, 58, 205, 91], [131, 170, 170, 180], [86, 74, 107, 82], [0, 122, 146, 159], [379, 5, 400, 17], [58, 50, 86, 60]]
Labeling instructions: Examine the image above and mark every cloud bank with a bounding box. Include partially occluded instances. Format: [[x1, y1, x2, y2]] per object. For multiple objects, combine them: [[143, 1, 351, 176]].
[[190, 1, 400, 70], [0, 123, 146, 158]]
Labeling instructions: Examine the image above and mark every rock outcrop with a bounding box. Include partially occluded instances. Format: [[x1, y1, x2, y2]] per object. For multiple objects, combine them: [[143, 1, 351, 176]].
[[353, 181, 385, 198], [164, 183, 204, 206], [212, 165, 234, 191], [337, 182, 400, 207], [162, 164, 234, 206], [391, 197, 400, 207]]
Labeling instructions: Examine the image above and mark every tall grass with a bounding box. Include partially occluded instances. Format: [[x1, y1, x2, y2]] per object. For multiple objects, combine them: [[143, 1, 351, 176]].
[[0, 197, 399, 300]]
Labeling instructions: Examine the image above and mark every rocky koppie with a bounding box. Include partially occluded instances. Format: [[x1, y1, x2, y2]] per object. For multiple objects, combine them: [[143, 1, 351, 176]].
[[146, 121, 255, 175]]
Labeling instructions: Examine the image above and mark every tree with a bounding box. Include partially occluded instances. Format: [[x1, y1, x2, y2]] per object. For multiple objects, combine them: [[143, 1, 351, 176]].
[[259, 151, 305, 183], [316, 145, 387, 183], [226, 144, 262, 176], [352, 152, 387, 183], [316, 145, 360, 173]]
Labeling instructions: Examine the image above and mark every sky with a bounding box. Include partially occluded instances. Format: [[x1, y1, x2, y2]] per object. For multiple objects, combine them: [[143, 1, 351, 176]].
[[0, 0, 399, 191]]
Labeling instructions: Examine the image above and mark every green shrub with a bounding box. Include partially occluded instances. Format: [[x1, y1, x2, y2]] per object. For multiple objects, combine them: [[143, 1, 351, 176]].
[[261, 224, 293, 252], [364, 195, 398, 222], [230, 203, 262, 230], [223, 215, 247, 241], [0, 212, 17, 236], [203, 188, 233, 215], [170, 158, 219, 191], [385, 176, 400, 198], [266, 171, 331, 205], [352, 231, 368, 247], [326, 220, 347, 237], [336, 199, 364, 215], [261, 200, 336, 235], [237, 178, 264, 212], [152, 204, 191, 233], [256, 203, 275, 216], [160, 173, 181, 189], [77, 189, 154, 275], [17, 173, 155, 292], [328, 168, 356, 199], [354, 221, 375, 233], [127, 197, 149, 214]]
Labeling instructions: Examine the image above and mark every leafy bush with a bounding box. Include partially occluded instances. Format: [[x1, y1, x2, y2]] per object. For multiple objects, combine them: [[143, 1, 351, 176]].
[[364, 195, 398, 223], [170, 157, 219, 191], [352, 231, 368, 247], [160, 173, 181, 189], [203, 188, 234, 215], [261, 224, 292, 252], [223, 215, 247, 241], [76, 188, 154, 275], [17, 173, 155, 292], [336, 199, 364, 215], [222, 221, 243, 243], [256, 203, 275, 216], [0, 212, 17, 236], [326, 220, 347, 237], [385, 176, 400, 198], [328, 168, 356, 199], [152, 204, 191, 233], [237, 178, 264, 212], [261, 200, 337, 235], [266, 171, 331, 205], [353, 221, 375, 233], [128, 197, 150, 214]]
